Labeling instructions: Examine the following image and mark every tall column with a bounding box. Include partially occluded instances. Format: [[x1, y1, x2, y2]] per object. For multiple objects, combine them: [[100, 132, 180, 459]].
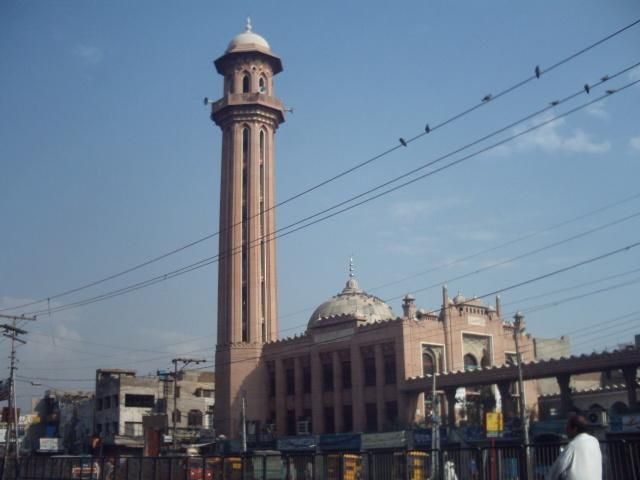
[[444, 388, 457, 427], [556, 374, 573, 417], [374, 344, 385, 432], [311, 350, 323, 434], [497, 382, 513, 418], [350, 345, 365, 432], [332, 351, 344, 433], [442, 286, 453, 372], [294, 357, 304, 423], [275, 359, 286, 435], [622, 367, 639, 411], [211, 24, 285, 437]]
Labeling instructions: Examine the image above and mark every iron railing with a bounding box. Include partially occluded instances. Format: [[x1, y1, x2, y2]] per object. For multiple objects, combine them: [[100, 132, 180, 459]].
[[2, 440, 639, 480]]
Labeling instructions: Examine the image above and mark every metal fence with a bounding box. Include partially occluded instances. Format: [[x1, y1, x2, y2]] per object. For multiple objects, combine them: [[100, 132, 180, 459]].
[[2, 440, 639, 480]]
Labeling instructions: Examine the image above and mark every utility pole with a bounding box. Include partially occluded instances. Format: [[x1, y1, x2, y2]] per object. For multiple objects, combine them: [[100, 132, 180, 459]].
[[513, 311, 531, 480], [430, 371, 440, 479], [1, 313, 36, 473], [170, 358, 206, 450]]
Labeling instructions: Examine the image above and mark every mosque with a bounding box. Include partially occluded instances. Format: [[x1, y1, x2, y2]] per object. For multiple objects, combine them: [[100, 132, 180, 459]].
[[208, 21, 538, 441]]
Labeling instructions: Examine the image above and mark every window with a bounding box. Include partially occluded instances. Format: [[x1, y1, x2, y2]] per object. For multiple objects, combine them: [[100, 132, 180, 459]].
[[268, 368, 276, 397], [202, 389, 214, 398], [124, 422, 143, 437], [464, 354, 478, 371], [125, 394, 154, 408], [242, 74, 250, 93], [364, 357, 376, 386], [241, 126, 250, 343], [113, 395, 118, 407], [97, 398, 103, 411], [324, 407, 335, 434], [188, 410, 203, 427], [174, 386, 181, 398], [384, 354, 396, 385], [365, 403, 377, 432], [302, 366, 311, 394], [423, 352, 435, 376], [104, 396, 111, 409], [342, 405, 353, 433], [385, 401, 398, 428], [258, 76, 266, 94], [173, 410, 181, 423], [341, 361, 352, 389], [285, 368, 295, 396], [322, 363, 333, 392], [286, 410, 296, 436]]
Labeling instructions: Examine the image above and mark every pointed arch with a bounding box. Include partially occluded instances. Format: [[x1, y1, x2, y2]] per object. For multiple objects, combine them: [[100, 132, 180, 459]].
[[242, 73, 251, 93]]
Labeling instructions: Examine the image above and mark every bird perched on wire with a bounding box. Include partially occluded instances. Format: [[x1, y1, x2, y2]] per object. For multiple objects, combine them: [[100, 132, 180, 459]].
[[535, 65, 541, 79], [584, 84, 590, 94], [399, 138, 407, 147], [550, 100, 560, 106], [601, 75, 610, 82], [482, 94, 492, 102], [425, 124, 431, 134], [606, 89, 616, 94]]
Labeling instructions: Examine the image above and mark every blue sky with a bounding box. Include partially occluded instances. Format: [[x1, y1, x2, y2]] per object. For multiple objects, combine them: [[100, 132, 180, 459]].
[[1, 1, 640, 408]]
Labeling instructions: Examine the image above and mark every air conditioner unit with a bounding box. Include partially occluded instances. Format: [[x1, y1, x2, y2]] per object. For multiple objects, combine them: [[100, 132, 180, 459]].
[[296, 421, 310, 435], [586, 410, 608, 427]]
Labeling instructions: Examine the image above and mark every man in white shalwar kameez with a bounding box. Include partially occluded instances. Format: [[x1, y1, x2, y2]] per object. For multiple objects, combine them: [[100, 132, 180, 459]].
[[546, 415, 602, 480]]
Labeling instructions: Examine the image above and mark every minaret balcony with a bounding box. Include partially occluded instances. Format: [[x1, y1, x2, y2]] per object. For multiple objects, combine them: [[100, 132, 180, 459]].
[[211, 93, 285, 123]]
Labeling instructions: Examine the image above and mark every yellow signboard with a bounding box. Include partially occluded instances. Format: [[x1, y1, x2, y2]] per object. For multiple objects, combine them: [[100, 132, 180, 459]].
[[485, 412, 503, 433]]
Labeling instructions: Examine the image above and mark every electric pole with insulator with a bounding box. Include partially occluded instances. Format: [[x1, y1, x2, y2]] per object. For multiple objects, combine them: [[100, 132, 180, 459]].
[[170, 358, 206, 450], [1, 313, 36, 469]]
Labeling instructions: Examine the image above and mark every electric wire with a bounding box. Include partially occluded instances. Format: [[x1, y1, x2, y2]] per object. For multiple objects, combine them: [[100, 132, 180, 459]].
[[18, 242, 639, 379], [3, 18, 639, 314], [18, 70, 640, 318]]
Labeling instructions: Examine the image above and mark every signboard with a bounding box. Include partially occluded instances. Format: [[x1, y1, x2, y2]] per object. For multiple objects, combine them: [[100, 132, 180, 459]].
[[610, 414, 640, 433], [318, 433, 361, 452], [277, 435, 317, 452], [39, 437, 61, 452], [361, 431, 406, 450], [485, 412, 503, 437], [411, 428, 448, 448], [468, 316, 486, 326]]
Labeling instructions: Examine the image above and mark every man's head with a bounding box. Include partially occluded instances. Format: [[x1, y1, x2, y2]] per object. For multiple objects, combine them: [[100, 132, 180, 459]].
[[566, 414, 588, 439]]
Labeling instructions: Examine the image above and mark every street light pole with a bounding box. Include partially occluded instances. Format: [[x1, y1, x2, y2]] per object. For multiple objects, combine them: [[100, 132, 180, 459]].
[[513, 311, 531, 480]]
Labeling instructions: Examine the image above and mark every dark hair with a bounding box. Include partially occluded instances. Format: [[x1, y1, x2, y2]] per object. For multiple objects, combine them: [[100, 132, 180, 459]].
[[567, 414, 588, 434]]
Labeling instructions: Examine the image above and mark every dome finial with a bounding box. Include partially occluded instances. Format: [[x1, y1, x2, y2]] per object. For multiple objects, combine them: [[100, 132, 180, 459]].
[[245, 16, 252, 32], [349, 256, 355, 279]]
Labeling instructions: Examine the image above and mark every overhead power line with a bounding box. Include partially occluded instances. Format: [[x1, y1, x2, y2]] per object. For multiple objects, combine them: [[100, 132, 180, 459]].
[[3, 18, 639, 314], [21, 240, 640, 377], [18, 73, 640, 317]]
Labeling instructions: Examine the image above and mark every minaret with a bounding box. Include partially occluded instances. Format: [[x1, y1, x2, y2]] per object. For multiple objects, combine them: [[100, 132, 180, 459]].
[[209, 19, 285, 438]]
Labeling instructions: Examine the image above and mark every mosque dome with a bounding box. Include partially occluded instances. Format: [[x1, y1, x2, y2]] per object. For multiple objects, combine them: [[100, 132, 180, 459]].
[[453, 293, 466, 304], [226, 18, 271, 53], [308, 276, 396, 329]]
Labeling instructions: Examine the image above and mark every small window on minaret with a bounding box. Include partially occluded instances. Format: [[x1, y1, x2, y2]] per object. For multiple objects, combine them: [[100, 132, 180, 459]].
[[242, 74, 251, 93], [259, 76, 266, 94]]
